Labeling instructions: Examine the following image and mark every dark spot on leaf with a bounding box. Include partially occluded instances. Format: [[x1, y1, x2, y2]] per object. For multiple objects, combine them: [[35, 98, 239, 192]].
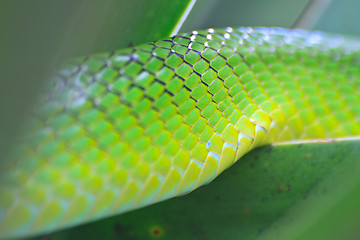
[[150, 226, 164, 237], [152, 228, 161, 235]]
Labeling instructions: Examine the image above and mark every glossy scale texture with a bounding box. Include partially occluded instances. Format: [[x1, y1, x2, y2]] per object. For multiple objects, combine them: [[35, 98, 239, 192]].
[[1, 27, 360, 239]]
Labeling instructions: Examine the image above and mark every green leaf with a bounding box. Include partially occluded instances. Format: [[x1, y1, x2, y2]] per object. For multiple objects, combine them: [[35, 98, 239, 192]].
[[5, 2, 360, 239], [313, 0, 360, 36], [181, 0, 310, 32]]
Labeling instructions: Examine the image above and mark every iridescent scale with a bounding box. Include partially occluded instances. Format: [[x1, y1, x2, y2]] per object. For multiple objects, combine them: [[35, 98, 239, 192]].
[[1, 27, 360, 239]]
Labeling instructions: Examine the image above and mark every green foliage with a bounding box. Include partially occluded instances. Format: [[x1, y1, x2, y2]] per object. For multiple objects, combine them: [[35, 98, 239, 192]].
[[6, 1, 360, 239], [314, 0, 360, 35], [181, 0, 309, 32]]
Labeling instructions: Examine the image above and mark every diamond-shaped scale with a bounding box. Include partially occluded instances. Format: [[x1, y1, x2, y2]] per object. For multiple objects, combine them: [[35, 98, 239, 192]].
[[1, 27, 360, 239]]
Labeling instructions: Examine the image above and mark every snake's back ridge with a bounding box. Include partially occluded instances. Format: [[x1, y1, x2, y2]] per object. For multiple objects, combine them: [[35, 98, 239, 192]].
[[1, 27, 360, 239]]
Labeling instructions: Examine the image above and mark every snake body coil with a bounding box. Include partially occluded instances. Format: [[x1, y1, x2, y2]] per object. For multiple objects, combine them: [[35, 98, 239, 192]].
[[1, 27, 360, 239]]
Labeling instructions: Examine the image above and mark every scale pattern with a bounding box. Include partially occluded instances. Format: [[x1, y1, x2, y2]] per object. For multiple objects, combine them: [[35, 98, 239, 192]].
[[1, 27, 360, 239]]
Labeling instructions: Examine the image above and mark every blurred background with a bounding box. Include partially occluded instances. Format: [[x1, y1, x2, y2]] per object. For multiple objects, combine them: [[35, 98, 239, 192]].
[[1, 1, 360, 239], [181, 0, 360, 35]]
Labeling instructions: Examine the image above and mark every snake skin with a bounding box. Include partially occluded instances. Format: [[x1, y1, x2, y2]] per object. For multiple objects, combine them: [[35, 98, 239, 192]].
[[1, 27, 360, 239]]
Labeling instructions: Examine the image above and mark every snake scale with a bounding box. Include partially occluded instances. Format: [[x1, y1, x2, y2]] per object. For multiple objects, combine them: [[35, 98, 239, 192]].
[[1, 27, 360, 239]]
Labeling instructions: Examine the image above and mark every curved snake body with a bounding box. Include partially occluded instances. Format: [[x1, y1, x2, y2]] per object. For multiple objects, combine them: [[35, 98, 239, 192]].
[[1, 27, 360, 239]]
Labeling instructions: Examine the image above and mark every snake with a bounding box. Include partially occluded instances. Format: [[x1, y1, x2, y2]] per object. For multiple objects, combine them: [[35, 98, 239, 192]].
[[1, 27, 360, 239]]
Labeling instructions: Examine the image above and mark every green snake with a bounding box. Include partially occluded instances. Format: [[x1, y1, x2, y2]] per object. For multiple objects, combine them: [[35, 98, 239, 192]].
[[1, 27, 360, 239]]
